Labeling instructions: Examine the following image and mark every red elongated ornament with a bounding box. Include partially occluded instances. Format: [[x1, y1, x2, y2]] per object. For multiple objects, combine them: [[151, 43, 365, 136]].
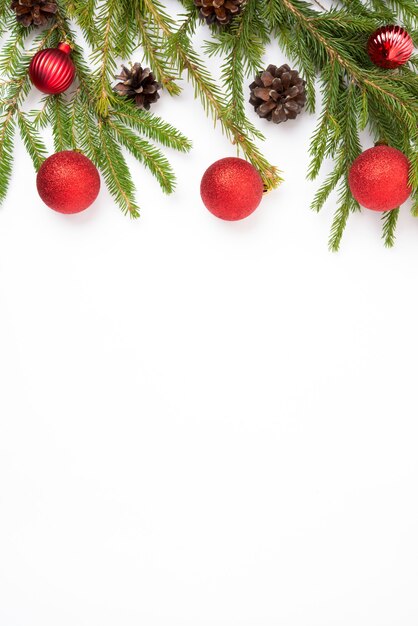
[[29, 42, 76, 95], [367, 25, 413, 69]]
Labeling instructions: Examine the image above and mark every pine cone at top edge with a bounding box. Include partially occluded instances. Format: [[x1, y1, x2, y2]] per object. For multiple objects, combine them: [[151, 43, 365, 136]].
[[194, 0, 245, 26], [249, 64, 307, 124], [11, 0, 57, 27], [114, 63, 162, 111]]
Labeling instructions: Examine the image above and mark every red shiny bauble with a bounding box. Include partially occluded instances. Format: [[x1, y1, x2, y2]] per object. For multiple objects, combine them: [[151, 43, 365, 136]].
[[367, 25, 413, 69], [29, 42, 75, 94], [37, 151, 101, 214], [348, 145, 411, 211], [200, 157, 264, 221]]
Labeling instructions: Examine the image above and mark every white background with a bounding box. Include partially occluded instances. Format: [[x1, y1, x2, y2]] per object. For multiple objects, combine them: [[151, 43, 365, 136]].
[[1, 5, 418, 625]]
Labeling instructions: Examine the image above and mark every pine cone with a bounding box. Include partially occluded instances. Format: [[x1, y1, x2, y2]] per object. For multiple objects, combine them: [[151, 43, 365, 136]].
[[194, 0, 245, 26], [10, 0, 57, 27], [249, 64, 307, 124], [114, 64, 162, 110]]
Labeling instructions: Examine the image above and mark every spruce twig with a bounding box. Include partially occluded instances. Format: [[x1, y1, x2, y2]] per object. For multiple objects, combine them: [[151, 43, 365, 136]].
[[140, 0, 281, 191], [382, 208, 400, 248], [267, 0, 417, 248]]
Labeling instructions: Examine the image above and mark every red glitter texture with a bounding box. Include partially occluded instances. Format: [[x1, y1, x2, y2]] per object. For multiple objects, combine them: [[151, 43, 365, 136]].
[[348, 145, 411, 211], [200, 157, 264, 221], [367, 25, 413, 69], [37, 151, 101, 214], [29, 43, 75, 95]]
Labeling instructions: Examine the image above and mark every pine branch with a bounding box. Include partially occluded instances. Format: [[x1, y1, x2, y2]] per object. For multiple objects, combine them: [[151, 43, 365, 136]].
[[48, 95, 75, 152], [0, 0, 193, 216], [91, 0, 122, 117], [0, 110, 15, 202], [328, 185, 354, 252], [0, 21, 59, 200], [267, 0, 417, 248], [135, 6, 181, 96], [66, 0, 98, 46], [109, 119, 176, 194], [205, 0, 268, 135], [97, 120, 141, 217], [382, 208, 400, 248], [111, 101, 192, 153], [17, 110, 48, 170], [141, 0, 281, 191]]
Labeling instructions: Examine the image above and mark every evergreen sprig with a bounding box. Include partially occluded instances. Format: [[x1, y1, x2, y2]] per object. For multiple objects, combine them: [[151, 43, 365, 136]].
[[0, 0, 417, 248], [0, 0, 192, 217], [264, 0, 418, 249]]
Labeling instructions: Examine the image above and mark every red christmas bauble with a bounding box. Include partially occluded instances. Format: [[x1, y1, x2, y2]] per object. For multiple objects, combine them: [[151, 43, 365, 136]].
[[367, 25, 413, 69], [200, 157, 264, 221], [29, 42, 75, 95], [37, 151, 101, 214], [348, 145, 411, 211]]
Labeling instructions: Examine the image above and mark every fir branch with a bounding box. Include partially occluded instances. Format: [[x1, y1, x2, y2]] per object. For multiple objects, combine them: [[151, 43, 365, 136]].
[[97, 120, 141, 217], [135, 7, 181, 96], [91, 0, 125, 116], [0, 0, 193, 217], [329, 183, 357, 252], [111, 102, 192, 153], [205, 0, 268, 134], [0, 110, 15, 202], [65, 0, 98, 46], [268, 0, 417, 248], [74, 90, 101, 164], [142, 0, 281, 191], [48, 95, 75, 152], [17, 110, 47, 170], [382, 208, 400, 248], [0, 22, 59, 200], [109, 119, 176, 194]]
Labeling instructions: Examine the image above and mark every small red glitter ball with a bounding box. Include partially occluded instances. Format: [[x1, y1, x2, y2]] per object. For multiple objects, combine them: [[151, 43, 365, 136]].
[[348, 145, 411, 211], [367, 25, 413, 69], [29, 42, 75, 95], [200, 157, 264, 221], [37, 151, 101, 214]]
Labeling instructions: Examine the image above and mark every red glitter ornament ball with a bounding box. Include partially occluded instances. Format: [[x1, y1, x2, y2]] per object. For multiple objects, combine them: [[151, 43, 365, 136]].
[[367, 25, 413, 69], [200, 157, 264, 221], [348, 145, 411, 211], [37, 151, 101, 214], [29, 42, 75, 95]]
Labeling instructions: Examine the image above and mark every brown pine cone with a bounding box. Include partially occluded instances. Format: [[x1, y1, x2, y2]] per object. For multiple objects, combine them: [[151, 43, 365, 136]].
[[249, 64, 307, 124], [194, 0, 245, 26], [10, 0, 57, 27], [114, 64, 162, 111]]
